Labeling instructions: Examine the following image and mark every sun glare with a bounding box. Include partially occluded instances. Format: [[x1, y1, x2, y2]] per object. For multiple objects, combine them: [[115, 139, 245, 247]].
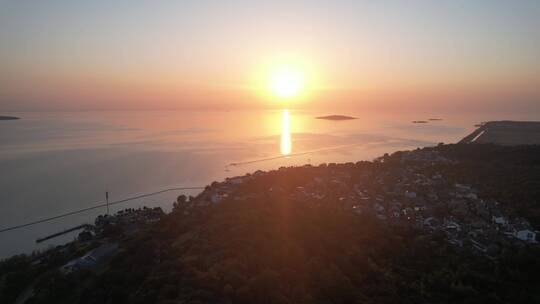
[[280, 109, 291, 155], [269, 66, 305, 98]]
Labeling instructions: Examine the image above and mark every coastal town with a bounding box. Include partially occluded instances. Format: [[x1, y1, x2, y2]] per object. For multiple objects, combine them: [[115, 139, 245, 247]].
[[183, 147, 538, 259], [2, 143, 540, 303], [30, 145, 540, 274]]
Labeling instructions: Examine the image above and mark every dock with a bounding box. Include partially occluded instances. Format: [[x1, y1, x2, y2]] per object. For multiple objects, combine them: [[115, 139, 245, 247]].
[[36, 224, 93, 243]]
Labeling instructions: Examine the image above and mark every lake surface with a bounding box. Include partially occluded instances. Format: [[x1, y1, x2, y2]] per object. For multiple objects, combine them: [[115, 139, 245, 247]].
[[0, 109, 536, 258]]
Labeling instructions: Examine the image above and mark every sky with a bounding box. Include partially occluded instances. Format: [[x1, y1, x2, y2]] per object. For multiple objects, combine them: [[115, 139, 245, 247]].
[[1, 0, 539, 112]]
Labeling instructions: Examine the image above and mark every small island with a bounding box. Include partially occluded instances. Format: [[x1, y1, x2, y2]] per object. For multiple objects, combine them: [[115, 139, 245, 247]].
[[316, 115, 357, 121], [0, 115, 20, 120], [412, 120, 428, 124]]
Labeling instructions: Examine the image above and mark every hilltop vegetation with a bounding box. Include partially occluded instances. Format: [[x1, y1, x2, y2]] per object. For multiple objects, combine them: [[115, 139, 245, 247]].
[[1, 144, 540, 304]]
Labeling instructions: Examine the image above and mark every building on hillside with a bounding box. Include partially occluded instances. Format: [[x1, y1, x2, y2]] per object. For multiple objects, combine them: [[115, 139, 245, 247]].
[[61, 243, 119, 274], [513, 227, 537, 243]]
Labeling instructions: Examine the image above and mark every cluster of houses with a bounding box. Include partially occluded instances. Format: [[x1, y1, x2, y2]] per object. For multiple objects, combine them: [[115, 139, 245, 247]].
[[94, 206, 164, 234], [33, 147, 537, 276], [360, 151, 537, 256], [385, 153, 535, 254], [61, 242, 119, 274], [60, 207, 165, 273], [187, 149, 537, 259], [181, 172, 266, 208]]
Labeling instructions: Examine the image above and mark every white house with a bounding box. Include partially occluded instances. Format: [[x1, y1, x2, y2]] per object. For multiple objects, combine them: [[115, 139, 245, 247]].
[[514, 229, 537, 243], [492, 215, 508, 226], [445, 220, 461, 231], [61, 243, 119, 274]]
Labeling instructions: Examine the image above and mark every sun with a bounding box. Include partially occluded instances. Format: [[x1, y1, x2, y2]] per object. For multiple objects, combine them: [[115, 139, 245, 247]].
[[268, 65, 305, 98]]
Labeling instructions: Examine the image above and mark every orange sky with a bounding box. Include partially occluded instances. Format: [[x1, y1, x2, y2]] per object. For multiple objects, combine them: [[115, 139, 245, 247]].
[[1, 1, 539, 113]]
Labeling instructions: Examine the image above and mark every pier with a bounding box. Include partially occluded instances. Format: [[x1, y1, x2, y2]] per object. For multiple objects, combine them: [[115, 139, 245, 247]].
[[36, 224, 93, 243]]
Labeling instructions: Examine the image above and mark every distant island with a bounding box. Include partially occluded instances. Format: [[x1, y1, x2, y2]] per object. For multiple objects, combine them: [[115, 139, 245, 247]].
[[316, 115, 357, 120], [0, 115, 20, 120], [412, 119, 443, 123]]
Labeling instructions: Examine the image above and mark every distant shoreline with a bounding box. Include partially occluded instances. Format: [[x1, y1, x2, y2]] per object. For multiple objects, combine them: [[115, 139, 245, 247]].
[[459, 120, 540, 145], [0, 115, 20, 120]]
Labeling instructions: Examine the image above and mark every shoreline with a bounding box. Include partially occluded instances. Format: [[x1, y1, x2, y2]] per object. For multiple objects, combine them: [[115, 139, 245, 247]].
[[2, 143, 539, 303], [2, 120, 539, 259], [3, 140, 540, 260]]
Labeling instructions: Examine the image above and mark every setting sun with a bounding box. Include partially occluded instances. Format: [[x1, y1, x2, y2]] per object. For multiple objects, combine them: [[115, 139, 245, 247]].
[[1, 2, 540, 303], [268, 66, 305, 98]]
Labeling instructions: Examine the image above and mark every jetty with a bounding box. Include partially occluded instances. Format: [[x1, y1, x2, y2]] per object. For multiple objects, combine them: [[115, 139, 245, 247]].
[[36, 224, 93, 243], [0, 115, 20, 120]]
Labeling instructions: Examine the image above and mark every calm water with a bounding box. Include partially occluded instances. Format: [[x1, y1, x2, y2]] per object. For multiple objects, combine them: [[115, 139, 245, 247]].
[[0, 109, 535, 258]]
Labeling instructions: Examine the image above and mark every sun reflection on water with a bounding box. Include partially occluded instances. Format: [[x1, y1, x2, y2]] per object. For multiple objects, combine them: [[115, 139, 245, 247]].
[[280, 109, 291, 155]]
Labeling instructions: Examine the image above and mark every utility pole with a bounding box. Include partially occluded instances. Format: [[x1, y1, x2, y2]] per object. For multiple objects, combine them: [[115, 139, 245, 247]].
[[105, 191, 110, 215]]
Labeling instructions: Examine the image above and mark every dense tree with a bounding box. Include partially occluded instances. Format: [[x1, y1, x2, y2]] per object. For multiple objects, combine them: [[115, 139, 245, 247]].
[[2, 144, 540, 303]]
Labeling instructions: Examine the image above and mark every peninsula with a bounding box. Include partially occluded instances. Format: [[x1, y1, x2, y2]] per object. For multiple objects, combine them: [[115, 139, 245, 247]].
[[460, 120, 540, 145]]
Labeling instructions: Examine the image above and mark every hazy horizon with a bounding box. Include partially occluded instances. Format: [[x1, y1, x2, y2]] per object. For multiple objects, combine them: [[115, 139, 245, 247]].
[[1, 0, 539, 113], [2, 2, 540, 302]]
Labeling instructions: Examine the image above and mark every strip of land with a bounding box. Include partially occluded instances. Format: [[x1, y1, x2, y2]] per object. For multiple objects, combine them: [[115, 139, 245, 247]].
[[460, 120, 540, 145], [0, 115, 20, 120]]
